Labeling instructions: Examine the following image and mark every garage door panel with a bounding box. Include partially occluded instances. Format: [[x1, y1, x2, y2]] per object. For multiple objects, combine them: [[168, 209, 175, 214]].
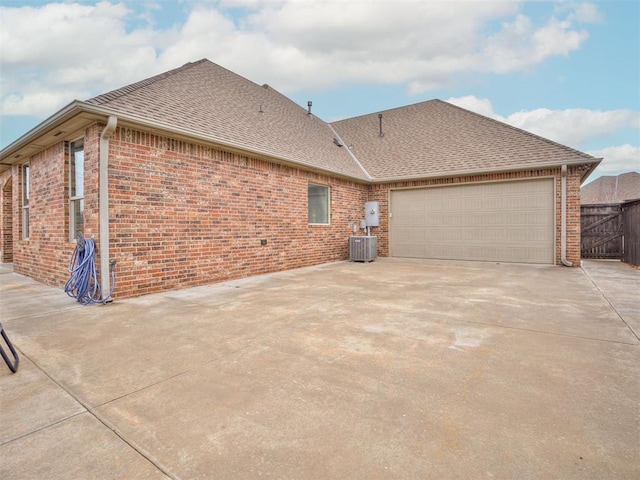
[[408, 229, 427, 242], [395, 243, 428, 257], [390, 179, 555, 264]]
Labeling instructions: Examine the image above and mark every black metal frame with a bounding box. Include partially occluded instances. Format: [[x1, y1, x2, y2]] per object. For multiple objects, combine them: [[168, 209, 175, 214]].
[[0, 323, 19, 373]]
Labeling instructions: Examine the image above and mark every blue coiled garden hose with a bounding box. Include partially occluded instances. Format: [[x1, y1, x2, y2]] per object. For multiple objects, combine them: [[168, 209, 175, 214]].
[[64, 232, 115, 304]]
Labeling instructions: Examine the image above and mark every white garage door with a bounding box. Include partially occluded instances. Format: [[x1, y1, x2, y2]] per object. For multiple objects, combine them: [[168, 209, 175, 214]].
[[390, 179, 555, 264]]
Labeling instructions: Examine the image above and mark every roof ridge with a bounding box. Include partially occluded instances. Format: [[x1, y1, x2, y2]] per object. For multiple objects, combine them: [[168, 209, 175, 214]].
[[85, 59, 209, 105], [437, 99, 597, 161]]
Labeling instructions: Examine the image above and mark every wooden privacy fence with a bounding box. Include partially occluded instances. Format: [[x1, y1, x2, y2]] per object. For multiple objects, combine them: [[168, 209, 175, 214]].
[[581, 204, 623, 259], [622, 199, 640, 266], [581, 199, 640, 265]]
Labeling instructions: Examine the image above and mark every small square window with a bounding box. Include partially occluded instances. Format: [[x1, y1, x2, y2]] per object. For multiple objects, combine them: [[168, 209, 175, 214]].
[[308, 183, 330, 224]]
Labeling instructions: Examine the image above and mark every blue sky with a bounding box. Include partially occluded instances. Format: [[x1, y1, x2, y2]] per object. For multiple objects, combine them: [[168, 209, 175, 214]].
[[1, 0, 638, 184]]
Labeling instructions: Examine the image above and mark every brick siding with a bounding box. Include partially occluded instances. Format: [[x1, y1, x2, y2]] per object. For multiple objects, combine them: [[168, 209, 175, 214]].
[[1, 170, 13, 262], [562, 166, 582, 265], [4, 123, 583, 298], [11, 142, 77, 286], [106, 126, 366, 297]]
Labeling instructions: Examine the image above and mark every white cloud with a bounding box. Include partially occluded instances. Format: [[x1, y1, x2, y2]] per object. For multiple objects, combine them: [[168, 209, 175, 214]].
[[586, 145, 640, 175], [0, 2, 130, 66], [0, 2, 165, 116], [447, 95, 640, 147], [447, 95, 640, 177], [2, 89, 90, 117], [481, 14, 588, 74], [556, 2, 603, 23], [445, 95, 497, 118], [230, 1, 594, 93], [0, 0, 598, 115], [504, 108, 640, 146]]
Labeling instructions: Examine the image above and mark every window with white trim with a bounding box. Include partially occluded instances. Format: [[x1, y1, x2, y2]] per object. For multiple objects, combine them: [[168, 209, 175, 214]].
[[22, 164, 29, 239], [308, 183, 330, 224], [69, 139, 84, 240]]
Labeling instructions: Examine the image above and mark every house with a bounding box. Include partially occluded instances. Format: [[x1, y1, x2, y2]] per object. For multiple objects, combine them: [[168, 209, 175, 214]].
[[0, 59, 600, 299], [581, 172, 640, 205]]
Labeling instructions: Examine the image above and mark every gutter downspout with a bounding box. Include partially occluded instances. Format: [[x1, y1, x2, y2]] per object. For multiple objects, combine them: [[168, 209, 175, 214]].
[[561, 164, 573, 267], [100, 116, 118, 300]]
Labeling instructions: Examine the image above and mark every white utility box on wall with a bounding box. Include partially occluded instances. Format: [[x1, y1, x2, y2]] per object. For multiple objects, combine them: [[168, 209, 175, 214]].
[[349, 236, 377, 262], [364, 201, 379, 227]]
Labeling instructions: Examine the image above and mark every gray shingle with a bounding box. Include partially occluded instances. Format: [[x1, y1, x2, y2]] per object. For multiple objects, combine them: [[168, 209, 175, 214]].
[[86, 60, 368, 179], [331, 99, 597, 180], [86, 60, 598, 182], [581, 172, 640, 204]]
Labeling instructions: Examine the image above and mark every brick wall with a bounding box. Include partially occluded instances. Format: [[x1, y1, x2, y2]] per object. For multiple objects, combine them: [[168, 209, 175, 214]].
[[1, 170, 12, 262], [11, 141, 80, 286], [5, 122, 583, 298], [107, 126, 367, 297], [562, 165, 582, 266], [368, 167, 582, 266]]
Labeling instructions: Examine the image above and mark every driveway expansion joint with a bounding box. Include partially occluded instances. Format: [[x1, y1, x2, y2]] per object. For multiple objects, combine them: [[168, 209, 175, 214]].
[[5, 349, 177, 479], [581, 265, 640, 343]]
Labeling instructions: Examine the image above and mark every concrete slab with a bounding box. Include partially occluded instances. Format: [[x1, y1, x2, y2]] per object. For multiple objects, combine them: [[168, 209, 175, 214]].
[[3, 298, 271, 408], [1, 259, 638, 479], [0, 353, 84, 444], [95, 330, 638, 479], [0, 265, 85, 321], [582, 260, 640, 340], [0, 413, 169, 479]]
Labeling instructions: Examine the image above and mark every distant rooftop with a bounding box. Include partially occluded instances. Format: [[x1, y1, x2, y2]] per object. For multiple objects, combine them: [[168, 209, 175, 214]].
[[581, 172, 640, 204]]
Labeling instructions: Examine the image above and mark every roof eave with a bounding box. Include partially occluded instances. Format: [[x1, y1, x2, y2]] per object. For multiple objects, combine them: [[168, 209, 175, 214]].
[[0, 101, 106, 172], [106, 108, 371, 182], [0, 101, 371, 182], [1, 99, 601, 185], [369, 157, 602, 184], [578, 158, 603, 184]]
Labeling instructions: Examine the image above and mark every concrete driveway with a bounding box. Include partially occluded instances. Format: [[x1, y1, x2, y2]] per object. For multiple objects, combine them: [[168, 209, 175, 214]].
[[1, 259, 638, 479]]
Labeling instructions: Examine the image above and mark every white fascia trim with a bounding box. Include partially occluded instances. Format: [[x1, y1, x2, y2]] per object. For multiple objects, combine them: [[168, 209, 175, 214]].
[[370, 158, 602, 184], [0, 101, 88, 161]]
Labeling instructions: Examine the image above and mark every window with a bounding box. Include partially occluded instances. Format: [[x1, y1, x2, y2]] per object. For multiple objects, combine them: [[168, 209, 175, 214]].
[[308, 183, 330, 224], [69, 139, 84, 240], [21, 164, 29, 239]]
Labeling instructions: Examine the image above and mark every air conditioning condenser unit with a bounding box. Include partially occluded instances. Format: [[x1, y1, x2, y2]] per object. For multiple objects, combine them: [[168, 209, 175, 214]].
[[349, 236, 377, 262]]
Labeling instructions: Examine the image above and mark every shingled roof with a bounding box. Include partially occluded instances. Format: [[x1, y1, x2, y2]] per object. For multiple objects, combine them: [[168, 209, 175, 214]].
[[86, 59, 369, 180], [2, 58, 600, 180], [581, 172, 640, 204], [330, 100, 598, 181]]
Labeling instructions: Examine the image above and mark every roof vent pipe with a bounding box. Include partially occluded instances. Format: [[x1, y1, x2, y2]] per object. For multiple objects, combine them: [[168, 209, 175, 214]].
[[307, 101, 312, 116], [378, 113, 384, 137]]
